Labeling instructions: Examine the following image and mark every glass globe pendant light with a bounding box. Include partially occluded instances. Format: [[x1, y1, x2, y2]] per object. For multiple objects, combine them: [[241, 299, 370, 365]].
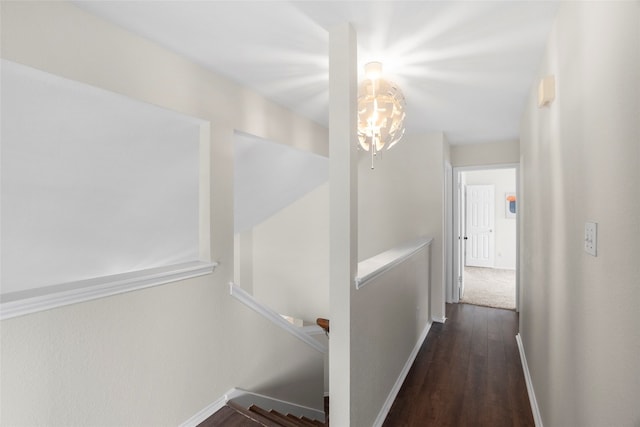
[[357, 62, 406, 169]]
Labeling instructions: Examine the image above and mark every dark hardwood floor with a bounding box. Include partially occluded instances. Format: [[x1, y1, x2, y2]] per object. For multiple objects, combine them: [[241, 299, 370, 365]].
[[383, 303, 534, 427]]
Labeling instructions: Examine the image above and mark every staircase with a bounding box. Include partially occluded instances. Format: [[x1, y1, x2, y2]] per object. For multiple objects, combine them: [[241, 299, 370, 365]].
[[198, 317, 330, 426], [201, 401, 327, 426]]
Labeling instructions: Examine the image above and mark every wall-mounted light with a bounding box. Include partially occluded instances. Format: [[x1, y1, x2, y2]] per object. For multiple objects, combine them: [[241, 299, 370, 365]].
[[538, 75, 555, 108], [357, 62, 406, 169]]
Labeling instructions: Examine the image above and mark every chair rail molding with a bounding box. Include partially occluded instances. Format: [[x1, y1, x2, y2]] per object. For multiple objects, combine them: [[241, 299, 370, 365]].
[[356, 236, 433, 289], [1, 261, 217, 320], [229, 283, 328, 353]]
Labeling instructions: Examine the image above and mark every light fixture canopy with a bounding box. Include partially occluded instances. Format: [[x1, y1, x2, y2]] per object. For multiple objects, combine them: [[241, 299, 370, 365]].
[[357, 62, 406, 168]]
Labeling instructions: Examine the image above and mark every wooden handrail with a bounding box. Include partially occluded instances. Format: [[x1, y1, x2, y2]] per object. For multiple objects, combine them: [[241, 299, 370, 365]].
[[316, 318, 329, 334]]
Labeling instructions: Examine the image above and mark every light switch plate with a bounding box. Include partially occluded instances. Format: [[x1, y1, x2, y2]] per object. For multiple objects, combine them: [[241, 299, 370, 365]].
[[584, 222, 597, 256]]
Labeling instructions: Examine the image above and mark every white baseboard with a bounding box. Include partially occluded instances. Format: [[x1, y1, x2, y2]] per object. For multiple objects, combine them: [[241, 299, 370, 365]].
[[516, 333, 543, 427], [179, 388, 238, 427], [432, 315, 447, 323], [372, 321, 432, 427]]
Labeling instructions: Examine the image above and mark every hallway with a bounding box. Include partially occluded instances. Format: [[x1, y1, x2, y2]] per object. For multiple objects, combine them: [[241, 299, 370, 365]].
[[383, 303, 533, 426]]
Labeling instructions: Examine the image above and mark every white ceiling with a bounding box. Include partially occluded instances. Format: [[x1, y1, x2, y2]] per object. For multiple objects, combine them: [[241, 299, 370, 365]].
[[73, 1, 559, 145]]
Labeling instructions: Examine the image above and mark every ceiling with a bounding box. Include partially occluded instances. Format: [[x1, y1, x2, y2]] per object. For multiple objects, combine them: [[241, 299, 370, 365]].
[[73, 1, 559, 145]]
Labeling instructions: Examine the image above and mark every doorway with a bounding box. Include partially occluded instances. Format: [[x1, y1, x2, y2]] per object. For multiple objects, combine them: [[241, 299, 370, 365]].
[[452, 165, 518, 310]]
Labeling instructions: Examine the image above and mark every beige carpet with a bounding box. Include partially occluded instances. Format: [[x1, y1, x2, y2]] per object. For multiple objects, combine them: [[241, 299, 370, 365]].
[[460, 267, 516, 310]]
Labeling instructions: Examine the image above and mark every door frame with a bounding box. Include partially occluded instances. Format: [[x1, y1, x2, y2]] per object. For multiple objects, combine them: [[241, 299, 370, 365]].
[[444, 162, 453, 305], [450, 163, 520, 311]]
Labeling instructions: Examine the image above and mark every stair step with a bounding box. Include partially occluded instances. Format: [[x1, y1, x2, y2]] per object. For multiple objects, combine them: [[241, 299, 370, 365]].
[[198, 405, 261, 426], [249, 405, 300, 427], [286, 414, 311, 426], [285, 413, 318, 426], [306, 416, 325, 426], [202, 399, 327, 426], [266, 408, 296, 426], [226, 402, 282, 427]]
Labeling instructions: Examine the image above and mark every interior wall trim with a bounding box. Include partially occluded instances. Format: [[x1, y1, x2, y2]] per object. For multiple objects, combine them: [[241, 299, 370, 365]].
[[0, 261, 217, 320], [372, 321, 433, 427], [356, 236, 433, 289], [229, 283, 327, 353], [300, 324, 326, 336], [516, 333, 544, 427]]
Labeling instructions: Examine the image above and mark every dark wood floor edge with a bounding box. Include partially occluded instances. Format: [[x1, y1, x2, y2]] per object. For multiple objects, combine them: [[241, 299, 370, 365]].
[[376, 320, 435, 425], [514, 333, 543, 426]]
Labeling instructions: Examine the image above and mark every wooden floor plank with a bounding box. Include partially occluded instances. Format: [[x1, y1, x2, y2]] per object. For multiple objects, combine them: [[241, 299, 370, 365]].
[[198, 406, 260, 427], [383, 303, 534, 427], [486, 307, 512, 427]]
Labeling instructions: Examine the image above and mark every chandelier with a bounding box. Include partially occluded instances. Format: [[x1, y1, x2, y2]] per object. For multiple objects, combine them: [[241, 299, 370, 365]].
[[357, 62, 406, 169]]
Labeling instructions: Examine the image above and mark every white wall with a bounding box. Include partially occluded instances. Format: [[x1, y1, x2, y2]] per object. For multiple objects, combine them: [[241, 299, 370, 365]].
[[451, 140, 519, 167], [0, 2, 326, 425], [358, 132, 449, 322], [2, 60, 203, 294], [464, 169, 517, 269], [251, 183, 330, 322], [351, 246, 431, 427], [249, 126, 449, 423], [519, 2, 640, 426], [234, 230, 254, 294], [345, 130, 445, 426]]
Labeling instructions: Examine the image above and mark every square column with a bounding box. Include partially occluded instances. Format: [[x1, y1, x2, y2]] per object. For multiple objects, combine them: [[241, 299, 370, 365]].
[[329, 22, 358, 426]]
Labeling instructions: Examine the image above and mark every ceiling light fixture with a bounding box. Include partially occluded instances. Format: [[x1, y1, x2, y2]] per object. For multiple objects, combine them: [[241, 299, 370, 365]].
[[357, 62, 406, 169]]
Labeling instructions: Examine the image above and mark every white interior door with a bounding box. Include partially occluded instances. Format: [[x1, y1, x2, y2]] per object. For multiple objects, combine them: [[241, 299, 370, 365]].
[[465, 185, 495, 268]]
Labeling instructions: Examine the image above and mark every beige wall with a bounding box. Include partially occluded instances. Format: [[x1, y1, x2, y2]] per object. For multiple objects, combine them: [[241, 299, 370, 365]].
[[0, 2, 326, 425], [358, 132, 448, 322], [351, 247, 431, 426], [249, 131, 449, 420], [519, 2, 640, 426], [451, 140, 519, 167], [251, 183, 330, 322], [234, 229, 255, 294], [350, 131, 445, 424]]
